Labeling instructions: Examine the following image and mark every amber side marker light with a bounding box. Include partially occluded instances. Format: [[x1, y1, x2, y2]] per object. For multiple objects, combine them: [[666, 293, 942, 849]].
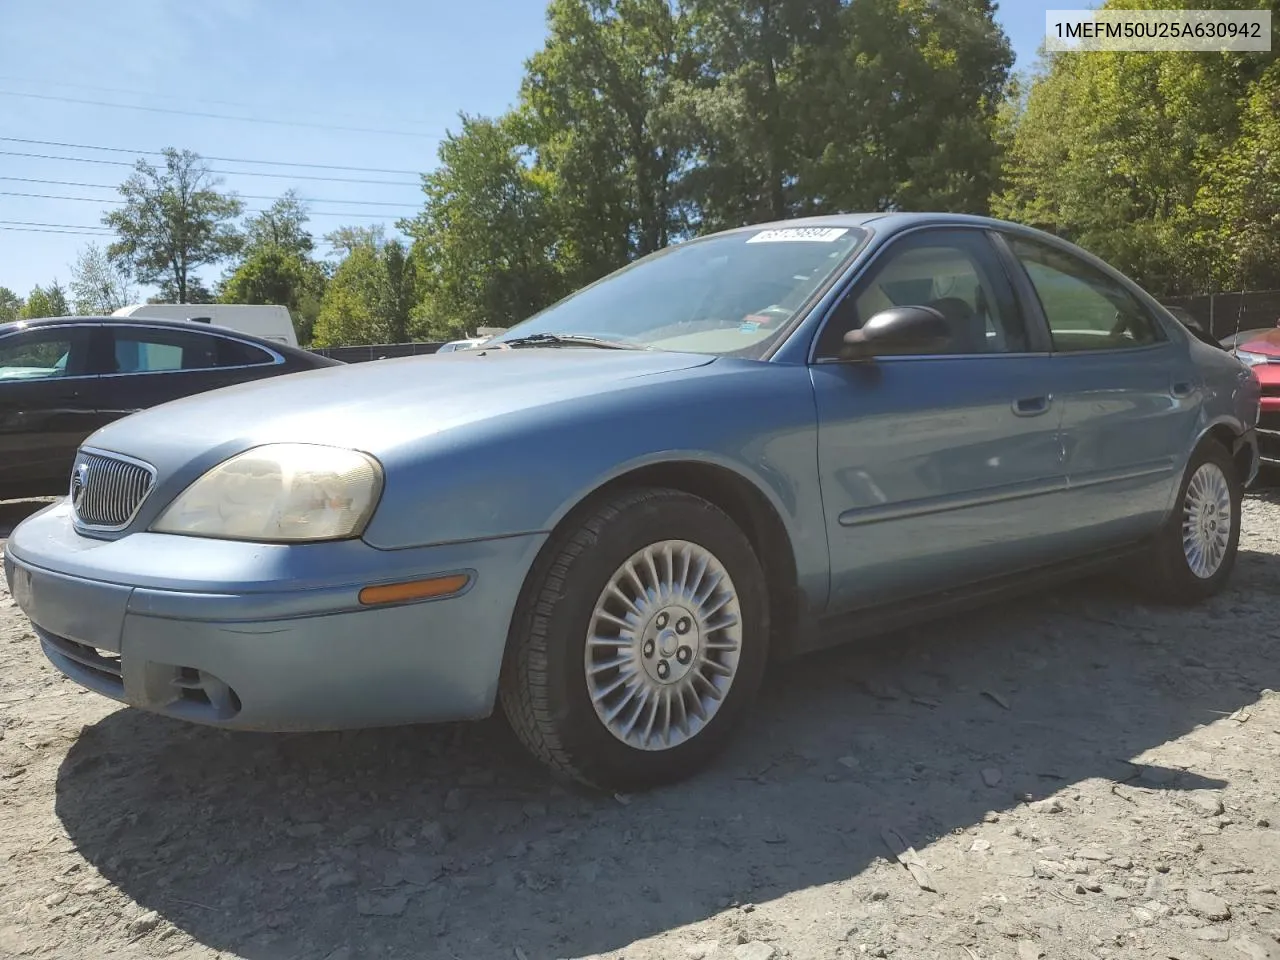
[[359, 574, 470, 606]]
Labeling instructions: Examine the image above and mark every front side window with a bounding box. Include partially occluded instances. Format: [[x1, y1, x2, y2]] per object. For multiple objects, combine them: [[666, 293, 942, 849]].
[[0, 329, 78, 381], [109, 328, 218, 373], [1006, 236, 1165, 351], [489, 225, 869, 358], [815, 229, 1028, 359]]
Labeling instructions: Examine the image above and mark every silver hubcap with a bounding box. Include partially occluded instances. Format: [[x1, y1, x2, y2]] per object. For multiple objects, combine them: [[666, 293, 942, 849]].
[[1182, 462, 1232, 579], [584, 539, 743, 751]]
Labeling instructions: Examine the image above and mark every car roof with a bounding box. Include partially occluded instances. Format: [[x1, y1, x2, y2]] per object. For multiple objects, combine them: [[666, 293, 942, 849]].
[[0, 314, 330, 362]]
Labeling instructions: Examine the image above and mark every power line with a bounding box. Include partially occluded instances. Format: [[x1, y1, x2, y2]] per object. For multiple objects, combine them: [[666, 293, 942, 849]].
[[0, 137, 424, 176], [0, 219, 112, 231], [0, 191, 122, 204], [0, 150, 419, 186], [0, 90, 442, 139], [0, 78, 439, 131], [0, 186, 420, 209], [0, 226, 109, 236], [0, 176, 115, 190], [0, 201, 404, 222]]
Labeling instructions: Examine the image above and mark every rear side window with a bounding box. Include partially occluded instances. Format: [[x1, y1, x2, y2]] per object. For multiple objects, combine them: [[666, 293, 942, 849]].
[[109, 328, 217, 373], [213, 337, 275, 368], [1007, 236, 1164, 351]]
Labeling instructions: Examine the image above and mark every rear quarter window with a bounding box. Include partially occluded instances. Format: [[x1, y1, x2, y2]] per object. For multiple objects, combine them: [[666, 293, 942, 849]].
[[214, 337, 276, 368]]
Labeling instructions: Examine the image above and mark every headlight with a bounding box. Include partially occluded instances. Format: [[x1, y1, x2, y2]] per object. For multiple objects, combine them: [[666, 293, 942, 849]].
[[1236, 349, 1269, 367], [152, 443, 383, 542]]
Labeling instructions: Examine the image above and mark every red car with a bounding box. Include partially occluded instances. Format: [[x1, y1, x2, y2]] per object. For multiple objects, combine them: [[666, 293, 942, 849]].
[[1227, 326, 1280, 467]]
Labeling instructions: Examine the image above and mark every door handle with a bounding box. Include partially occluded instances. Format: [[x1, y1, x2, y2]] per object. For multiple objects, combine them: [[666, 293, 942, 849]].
[[1171, 381, 1196, 399], [1012, 395, 1052, 417]]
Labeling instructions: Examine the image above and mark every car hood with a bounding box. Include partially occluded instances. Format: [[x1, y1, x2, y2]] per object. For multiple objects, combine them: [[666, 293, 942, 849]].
[[1237, 327, 1280, 356], [84, 348, 717, 470]]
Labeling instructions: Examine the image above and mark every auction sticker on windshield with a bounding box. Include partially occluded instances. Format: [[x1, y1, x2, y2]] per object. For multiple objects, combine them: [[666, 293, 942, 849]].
[[746, 227, 849, 243]]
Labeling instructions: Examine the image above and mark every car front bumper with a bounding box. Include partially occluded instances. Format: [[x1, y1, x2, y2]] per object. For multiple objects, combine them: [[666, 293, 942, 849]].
[[2, 500, 546, 732]]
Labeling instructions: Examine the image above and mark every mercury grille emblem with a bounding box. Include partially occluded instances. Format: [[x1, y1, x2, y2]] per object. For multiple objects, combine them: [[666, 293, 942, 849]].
[[70, 461, 90, 509]]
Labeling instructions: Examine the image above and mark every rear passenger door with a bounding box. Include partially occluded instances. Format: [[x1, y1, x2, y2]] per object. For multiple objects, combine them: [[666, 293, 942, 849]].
[[89, 325, 283, 419], [999, 234, 1199, 551]]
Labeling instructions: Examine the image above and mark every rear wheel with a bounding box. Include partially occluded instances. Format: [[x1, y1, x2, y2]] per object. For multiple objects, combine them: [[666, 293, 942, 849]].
[[1140, 439, 1241, 604], [499, 487, 769, 790]]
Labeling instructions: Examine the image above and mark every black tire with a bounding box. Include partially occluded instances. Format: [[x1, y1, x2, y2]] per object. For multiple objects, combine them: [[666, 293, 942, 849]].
[[1139, 439, 1242, 605], [499, 487, 769, 791]]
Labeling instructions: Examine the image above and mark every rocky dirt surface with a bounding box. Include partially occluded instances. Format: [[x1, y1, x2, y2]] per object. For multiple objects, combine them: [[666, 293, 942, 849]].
[[2, 494, 1280, 960]]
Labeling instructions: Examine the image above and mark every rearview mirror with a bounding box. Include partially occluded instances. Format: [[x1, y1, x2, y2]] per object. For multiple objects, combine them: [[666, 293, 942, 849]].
[[840, 305, 951, 361]]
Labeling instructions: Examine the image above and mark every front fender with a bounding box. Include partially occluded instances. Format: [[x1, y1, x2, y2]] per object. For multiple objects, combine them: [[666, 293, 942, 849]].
[[359, 360, 828, 610]]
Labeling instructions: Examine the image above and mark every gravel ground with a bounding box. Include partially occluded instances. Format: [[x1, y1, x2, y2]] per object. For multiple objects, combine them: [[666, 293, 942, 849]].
[[2, 494, 1280, 960]]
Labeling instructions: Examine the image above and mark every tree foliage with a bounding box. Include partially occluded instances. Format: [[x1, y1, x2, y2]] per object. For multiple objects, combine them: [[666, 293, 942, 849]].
[[220, 247, 326, 344], [402, 114, 568, 338], [220, 192, 326, 343], [0, 287, 22, 323], [103, 148, 244, 304], [312, 237, 420, 346], [521, 0, 691, 280], [995, 0, 1280, 294], [69, 243, 136, 315], [243, 190, 314, 257], [324, 224, 386, 258], [392, 0, 1015, 339], [48, 0, 1277, 346], [22, 282, 69, 319]]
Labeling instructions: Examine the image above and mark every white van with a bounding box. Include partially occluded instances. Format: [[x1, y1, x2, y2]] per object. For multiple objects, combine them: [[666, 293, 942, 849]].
[[111, 303, 298, 348]]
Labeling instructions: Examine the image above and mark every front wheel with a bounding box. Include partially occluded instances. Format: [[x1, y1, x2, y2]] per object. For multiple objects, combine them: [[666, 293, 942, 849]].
[[1140, 439, 1242, 604], [499, 487, 769, 791]]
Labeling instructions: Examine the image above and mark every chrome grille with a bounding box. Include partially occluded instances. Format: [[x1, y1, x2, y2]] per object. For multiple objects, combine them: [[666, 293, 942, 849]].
[[71, 450, 156, 529]]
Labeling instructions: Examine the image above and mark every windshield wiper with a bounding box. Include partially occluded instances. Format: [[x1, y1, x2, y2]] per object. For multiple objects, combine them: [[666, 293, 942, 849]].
[[498, 332, 651, 351]]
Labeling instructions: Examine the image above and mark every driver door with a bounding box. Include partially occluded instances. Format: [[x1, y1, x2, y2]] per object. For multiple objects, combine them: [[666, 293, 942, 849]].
[[0, 323, 98, 494], [809, 228, 1072, 615]]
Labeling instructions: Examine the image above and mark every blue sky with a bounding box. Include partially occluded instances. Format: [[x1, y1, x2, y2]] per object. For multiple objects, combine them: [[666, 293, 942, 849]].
[[0, 0, 1049, 299]]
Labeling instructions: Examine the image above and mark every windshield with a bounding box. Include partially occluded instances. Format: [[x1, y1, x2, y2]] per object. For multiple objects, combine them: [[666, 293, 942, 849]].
[[490, 225, 868, 357]]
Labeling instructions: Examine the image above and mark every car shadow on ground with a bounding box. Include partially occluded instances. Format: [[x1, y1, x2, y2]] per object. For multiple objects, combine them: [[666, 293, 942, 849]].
[[53, 547, 1280, 960]]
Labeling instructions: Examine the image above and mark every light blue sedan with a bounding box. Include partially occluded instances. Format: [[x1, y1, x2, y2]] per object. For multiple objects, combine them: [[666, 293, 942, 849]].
[[2, 213, 1261, 790]]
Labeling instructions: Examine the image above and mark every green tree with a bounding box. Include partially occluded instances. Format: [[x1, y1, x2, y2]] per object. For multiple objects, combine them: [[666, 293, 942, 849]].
[[222, 191, 326, 342], [69, 243, 135, 314], [313, 243, 380, 346], [521, 0, 691, 281], [324, 224, 386, 258], [380, 240, 417, 344], [994, 0, 1279, 294], [22, 281, 69, 319], [673, 0, 1010, 227], [312, 236, 419, 346], [103, 148, 244, 303], [1196, 60, 1280, 291], [0, 287, 22, 322], [243, 190, 314, 257], [220, 247, 326, 344], [45, 280, 70, 317], [402, 114, 567, 338], [675, 0, 842, 227]]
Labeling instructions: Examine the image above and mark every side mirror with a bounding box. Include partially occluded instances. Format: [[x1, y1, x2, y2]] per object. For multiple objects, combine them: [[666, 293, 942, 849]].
[[840, 305, 951, 361]]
